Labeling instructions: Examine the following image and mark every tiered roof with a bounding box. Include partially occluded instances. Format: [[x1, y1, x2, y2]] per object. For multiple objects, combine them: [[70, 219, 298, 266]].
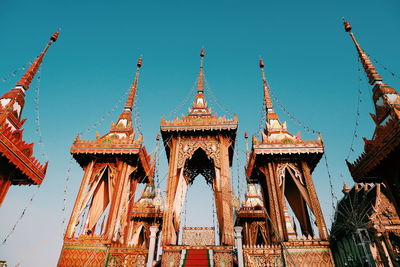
[[160, 49, 238, 138], [131, 185, 164, 219], [236, 184, 266, 219], [71, 58, 153, 183], [0, 31, 59, 185], [246, 59, 324, 182], [344, 20, 400, 181]]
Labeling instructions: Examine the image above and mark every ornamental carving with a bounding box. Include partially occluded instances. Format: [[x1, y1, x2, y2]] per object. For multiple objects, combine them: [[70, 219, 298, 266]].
[[276, 163, 303, 187], [213, 251, 233, 267], [244, 249, 333, 267], [161, 250, 181, 267], [89, 163, 117, 185], [177, 141, 220, 169], [182, 227, 215, 246]]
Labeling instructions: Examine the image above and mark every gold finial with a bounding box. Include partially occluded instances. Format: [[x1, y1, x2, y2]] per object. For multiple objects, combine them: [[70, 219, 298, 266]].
[[137, 56, 142, 68], [200, 48, 205, 58], [259, 58, 265, 69], [343, 18, 352, 32]]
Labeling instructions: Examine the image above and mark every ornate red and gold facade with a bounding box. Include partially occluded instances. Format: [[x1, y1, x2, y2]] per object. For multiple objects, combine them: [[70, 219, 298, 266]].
[[344, 20, 400, 215], [329, 20, 400, 267], [239, 59, 334, 266], [58, 58, 162, 267], [159, 49, 238, 264], [0, 31, 58, 206]]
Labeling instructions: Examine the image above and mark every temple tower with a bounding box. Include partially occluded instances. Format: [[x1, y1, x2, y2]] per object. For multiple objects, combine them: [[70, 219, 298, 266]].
[[58, 58, 157, 267], [242, 59, 333, 266], [344, 20, 400, 215], [0, 31, 58, 206], [160, 49, 238, 247]]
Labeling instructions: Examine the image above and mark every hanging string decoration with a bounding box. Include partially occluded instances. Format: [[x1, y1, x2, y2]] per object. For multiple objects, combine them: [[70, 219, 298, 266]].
[[77, 86, 131, 137], [0, 60, 33, 84], [367, 53, 400, 80], [33, 70, 49, 162], [133, 84, 143, 136], [1, 68, 49, 246], [164, 79, 198, 118], [346, 61, 363, 161], [1, 185, 41, 246], [203, 76, 235, 117], [257, 98, 267, 138], [322, 148, 339, 218], [62, 156, 74, 234]]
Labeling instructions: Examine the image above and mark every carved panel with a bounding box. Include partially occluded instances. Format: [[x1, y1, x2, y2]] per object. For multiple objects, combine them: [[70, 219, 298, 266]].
[[182, 227, 215, 246], [243, 246, 334, 267], [213, 251, 233, 267], [107, 252, 146, 267], [276, 163, 303, 187], [177, 141, 220, 169], [57, 242, 108, 267], [161, 250, 181, 267]]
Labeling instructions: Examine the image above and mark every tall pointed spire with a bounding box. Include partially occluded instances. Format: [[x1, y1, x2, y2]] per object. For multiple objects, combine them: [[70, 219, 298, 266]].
[[343, 19, 382, 85], [0, 31, 59, 130], [198, 48, 205, 93], [259, 58, 277, 120], [124, 57, 142, 111], [17, 31, 59, 90], [344, 19, 400, 124], [108, 57, 143, 138], [259, 58, 287, 136], [188, 48, 211, 116]]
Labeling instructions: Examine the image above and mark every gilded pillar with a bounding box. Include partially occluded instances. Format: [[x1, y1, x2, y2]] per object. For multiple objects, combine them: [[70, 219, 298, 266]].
[[65, 159, 95, 238], [301, 161, 328, 240]]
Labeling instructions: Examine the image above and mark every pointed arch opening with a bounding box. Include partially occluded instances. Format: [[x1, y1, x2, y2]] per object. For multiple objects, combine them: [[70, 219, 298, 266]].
[[279, 164, 318, 239], [74, 165, 115, 237]]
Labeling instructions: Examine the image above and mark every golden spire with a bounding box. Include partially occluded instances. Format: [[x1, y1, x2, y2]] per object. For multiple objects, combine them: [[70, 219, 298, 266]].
[[188, 48, 211, 116], [343, 19, 383, 85], [17, 31, 59, 90], [197, 48, 205, 93], [124, 57, 142, 110], [259, 58, 279, 121]]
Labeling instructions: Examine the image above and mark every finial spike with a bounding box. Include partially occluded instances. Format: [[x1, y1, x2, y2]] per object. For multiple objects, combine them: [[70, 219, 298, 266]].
[[344, 20, 382, 85], [124, 57, 142, 110], [343, 18, 352, 32], [16, 31, 59, 90], [259, 58, 279, 126], [50, 31, 59, 42], [259, 58, 265, 69]]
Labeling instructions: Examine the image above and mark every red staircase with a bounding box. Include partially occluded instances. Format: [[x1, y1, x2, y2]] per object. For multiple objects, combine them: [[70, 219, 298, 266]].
[[183, 249, 210, 266]]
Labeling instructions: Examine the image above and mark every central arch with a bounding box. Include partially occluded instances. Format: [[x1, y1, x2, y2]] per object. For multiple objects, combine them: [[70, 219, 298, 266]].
[[161, 137, 235, 246]]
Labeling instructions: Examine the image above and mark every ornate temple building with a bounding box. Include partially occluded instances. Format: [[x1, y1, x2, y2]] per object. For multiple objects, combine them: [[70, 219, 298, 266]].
[[57, 48, 338, 266], [238, 59, 334, 266], [0, 31, 58, 207], [56, 24, 400, 264], [58, 58, 161, 266], [344, 20, 400, 215], [159, 49, 239, 265], [330, 20, 400, 267]]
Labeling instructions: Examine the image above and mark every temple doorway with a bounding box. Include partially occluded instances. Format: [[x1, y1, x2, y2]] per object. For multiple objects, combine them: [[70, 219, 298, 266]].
[[178, 174, 219, 245]]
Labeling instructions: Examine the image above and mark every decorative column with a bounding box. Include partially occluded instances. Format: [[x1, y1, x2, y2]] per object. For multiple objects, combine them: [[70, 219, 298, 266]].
[[234, 226, 244, 267], [147, 226, 159, 267]]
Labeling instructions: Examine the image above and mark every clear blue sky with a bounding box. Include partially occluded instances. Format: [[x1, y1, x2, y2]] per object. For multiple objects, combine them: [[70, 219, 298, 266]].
[[0, 0, 399, 266]]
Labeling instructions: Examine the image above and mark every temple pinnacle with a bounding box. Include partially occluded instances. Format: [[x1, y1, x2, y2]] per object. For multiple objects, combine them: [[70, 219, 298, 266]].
[[16, 30, 59, 90]]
